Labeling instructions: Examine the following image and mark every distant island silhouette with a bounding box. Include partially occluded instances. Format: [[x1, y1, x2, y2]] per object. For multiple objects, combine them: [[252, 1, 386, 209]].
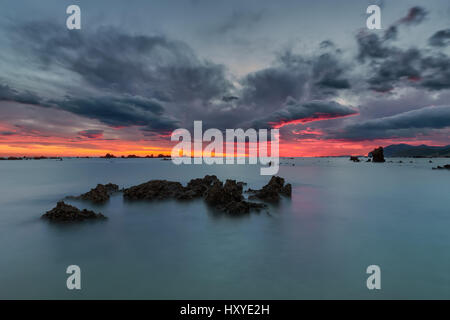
[[1, 144, 450, 160]]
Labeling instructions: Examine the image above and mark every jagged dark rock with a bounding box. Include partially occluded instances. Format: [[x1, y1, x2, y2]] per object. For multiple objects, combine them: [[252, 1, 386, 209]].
[[122, 175, 270, 214], [247, 176, 292, 202], [42, 201, 106, 222], [72, 183, 119, 203], [205, 180, 243, 205], [123, 180, 184, 200], [204, 180, 266, 214], [180, 175, 221, 199], [369, 147, 385, 163], [349, 156, 360, 162], [432, 164, 450, 170]]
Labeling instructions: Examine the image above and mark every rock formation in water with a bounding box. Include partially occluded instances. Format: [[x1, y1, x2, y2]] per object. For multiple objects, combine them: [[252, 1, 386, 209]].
[[45, 175, 292, 219], [369, 147, 385, 163], [71, 183, 119, 203], [349, 156, 360, 162], [432, 164, 450, 170], [122, 175, 292, 214], [123, 180, 185, 200], [178, 175, 221, 200], [247, 176, 292, 202], [42, 201, 106, 222], [204, 179, 266, 214]]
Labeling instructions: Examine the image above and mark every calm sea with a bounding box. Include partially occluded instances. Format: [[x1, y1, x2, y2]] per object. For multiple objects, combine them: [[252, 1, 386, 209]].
[[0, 157, 449, 299]]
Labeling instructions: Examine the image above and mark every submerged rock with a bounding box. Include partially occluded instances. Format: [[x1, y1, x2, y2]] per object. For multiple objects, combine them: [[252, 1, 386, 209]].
[[432, 164, 450, 170], [73, 183, 119, 203], [42, 201, 106, 222], [369, 147, 385, 163], [247, 176, 292, 202]]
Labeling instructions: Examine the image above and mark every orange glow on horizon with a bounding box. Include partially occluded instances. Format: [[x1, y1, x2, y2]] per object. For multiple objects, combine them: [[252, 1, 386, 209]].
[[1, 134, 445, 158]]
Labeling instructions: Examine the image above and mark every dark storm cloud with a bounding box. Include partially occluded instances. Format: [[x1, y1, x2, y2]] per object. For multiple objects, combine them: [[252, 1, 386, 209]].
[[400, 6, 428, 25], [357, 32, 392, 61], [420, 54, 450, 90], [11, 22, 231, 102], [240, 47, 351, 114], [251, 98, 358, 129], [379, 6, 428, 42], [356, 31, 450, 92], [3, 21, 236, 134], [0, 131, 17, 136], [383, 25, 398, 41], [328, 105, 450, 140], [78, 130, 104, 139], [366, 47, 422, 92], [429, 29, 450, 47], [1, 83, 180, 134], [49, 95, 180, 133], [0, 83, 41, 105]]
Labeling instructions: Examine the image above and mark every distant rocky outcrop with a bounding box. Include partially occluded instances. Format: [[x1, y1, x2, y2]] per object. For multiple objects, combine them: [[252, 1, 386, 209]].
[[247, 176, 292, 202], [70, 183, 119, 203], [369, 147, 385, 163], [432, 164, 450, 170], [0, 156, 62, 160], [349, 156, 360, 162], [101, 153, 116, 158], [42, 201, 106, 222], [383, 144, 450, 157]]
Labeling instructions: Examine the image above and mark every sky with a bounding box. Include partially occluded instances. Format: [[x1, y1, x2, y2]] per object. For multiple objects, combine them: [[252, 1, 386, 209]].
[[0, 0, 449, 157]]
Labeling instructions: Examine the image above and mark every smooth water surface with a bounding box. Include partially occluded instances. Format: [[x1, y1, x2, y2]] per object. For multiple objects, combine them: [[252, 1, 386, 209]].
[[0, 157, 449, 299]]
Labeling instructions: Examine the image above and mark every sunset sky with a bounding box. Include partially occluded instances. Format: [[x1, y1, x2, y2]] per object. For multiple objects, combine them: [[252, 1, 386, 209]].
[[0, 0, 449, 157]]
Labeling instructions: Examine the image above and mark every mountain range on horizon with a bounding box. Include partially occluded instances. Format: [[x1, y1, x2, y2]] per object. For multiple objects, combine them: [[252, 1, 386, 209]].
[[382, 144, 450, 157]]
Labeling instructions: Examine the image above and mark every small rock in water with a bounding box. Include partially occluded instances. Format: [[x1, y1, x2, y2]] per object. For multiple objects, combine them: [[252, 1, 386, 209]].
[[368, 147, 385, 163], [432, 164, 450, 170], [42, 201, 106, 222]]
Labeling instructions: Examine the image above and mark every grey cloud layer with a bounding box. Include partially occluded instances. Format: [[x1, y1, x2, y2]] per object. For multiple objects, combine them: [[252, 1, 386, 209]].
[[357, 32, 450, 92], [12, 22, 231, 102], [429, 29, 450, 47], [329, 105, 450, 140], [240, 45, 351, 114]]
